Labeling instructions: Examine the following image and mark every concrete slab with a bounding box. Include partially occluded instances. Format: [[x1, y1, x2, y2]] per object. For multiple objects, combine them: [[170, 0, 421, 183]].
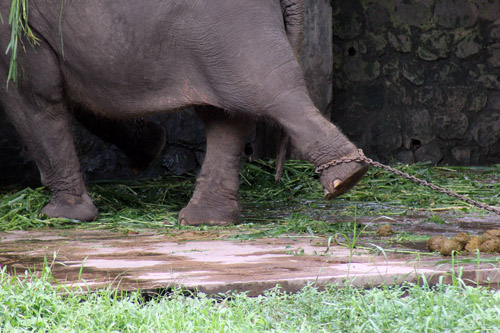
[[2, 228, 500, 295]]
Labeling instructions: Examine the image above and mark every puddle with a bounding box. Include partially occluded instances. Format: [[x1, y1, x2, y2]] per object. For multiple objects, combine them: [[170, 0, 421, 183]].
[[242, 197, 500, 255], [241, 199, 394, 223]]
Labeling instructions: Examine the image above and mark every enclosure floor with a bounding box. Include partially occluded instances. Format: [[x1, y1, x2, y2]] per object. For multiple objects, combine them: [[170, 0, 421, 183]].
[[1, 228, 499, 295]]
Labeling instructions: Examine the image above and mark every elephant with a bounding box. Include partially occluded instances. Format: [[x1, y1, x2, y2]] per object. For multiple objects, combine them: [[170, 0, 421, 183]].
[[0, 0, 369, 225]]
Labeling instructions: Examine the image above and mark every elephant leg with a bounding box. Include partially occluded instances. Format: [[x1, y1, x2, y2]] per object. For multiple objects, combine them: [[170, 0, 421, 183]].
[[1, 97, 97, 221], [73, 110, 166, 173], [266, 91, 369, 200], [179, 107, 253, 226], [0, 44, 97, 221], [221, 88, 368, 200]]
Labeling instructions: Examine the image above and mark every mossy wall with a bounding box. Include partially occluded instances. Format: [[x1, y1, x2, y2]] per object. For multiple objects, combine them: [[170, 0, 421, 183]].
[[333, 0, 500, 165]]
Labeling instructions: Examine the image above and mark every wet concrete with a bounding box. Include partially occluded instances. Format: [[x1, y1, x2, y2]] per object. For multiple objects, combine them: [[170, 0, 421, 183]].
[[2, 227, 500, 295]]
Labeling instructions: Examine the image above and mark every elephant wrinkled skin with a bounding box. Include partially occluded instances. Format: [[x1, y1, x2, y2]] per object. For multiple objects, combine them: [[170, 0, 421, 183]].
[[0, 0, 368, 225]]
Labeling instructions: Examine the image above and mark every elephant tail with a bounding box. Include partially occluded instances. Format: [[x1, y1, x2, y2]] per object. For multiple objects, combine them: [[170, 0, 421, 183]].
[[280, 0, 304, 56], [275, 0, 304, 181]]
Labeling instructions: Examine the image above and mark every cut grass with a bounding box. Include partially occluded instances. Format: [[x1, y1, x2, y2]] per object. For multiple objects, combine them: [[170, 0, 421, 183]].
[[3, 0, 40, 86], [1, 161, 500, 234], [1, 265, 500, 331]]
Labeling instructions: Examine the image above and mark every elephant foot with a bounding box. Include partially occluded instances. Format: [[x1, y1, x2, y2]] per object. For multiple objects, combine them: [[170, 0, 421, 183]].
[[319, 151, 369, 200], [41, 192, 98, 222], [125, 120, 166, 174], [178, 199, 240, 226]]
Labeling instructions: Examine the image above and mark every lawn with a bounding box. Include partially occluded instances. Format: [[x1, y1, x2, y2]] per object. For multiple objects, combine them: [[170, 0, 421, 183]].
[[1, 265, 500, 332]]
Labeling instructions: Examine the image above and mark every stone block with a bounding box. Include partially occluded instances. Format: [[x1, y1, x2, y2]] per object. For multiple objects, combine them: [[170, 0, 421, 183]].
[[430, 63, 466, 85], [487, 43, 500, 68], [434, 0, 478, 28], [470, 64, 500, 90], [433, 112, 469, 140], [386, 84, 412, 107], [395, 150, 415, 164], [455, 32, 481, 59], [396, 1, 433, 29], [490, 25, 500, 40], [471, 110, 500, 147], [451, 146, 471, 164], [367, 33, 388, 57], [343, 57, 381, 82], [442, 86, 470, 112], [365, 3, 390, 32], [418, 30, 452, 61], [388, 29, 412, 53], [0, 113, 38, 186], [370, 112, 402, 154], [476, 0, 500, 21], [467, 92, 488, 112], [333, 2, 362, 40], [402, 59, 426, 86], [382, 60, 400, 81], [402, 108, 435, 148], [161, 146, 198, 176], [417, 86, 444, 108], [414, 142, 443, 164]]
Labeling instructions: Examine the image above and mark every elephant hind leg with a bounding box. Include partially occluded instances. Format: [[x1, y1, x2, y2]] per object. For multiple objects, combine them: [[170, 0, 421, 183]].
[[178, 107, 253, 226], [42, 190, 97, 222], [0, 42, 97, 221]]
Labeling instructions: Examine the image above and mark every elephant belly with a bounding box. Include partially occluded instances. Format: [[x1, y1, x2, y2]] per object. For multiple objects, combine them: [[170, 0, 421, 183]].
[[62, 68, 216, 117]]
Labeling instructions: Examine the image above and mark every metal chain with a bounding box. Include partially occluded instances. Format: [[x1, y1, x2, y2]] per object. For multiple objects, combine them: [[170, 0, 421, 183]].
[[316, 149, 500, 216], [314, 151, 367, 174]]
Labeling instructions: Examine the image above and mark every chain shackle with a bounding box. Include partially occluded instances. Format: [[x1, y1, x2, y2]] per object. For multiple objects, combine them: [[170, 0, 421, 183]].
[[315, 149, 500, 216]]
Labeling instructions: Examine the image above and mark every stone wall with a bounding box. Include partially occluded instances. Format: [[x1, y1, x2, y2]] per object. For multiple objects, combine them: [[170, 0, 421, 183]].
[[332, 0, 500, 165]]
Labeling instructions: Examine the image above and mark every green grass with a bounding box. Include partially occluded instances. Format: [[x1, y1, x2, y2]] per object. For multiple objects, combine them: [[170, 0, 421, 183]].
[[1, 265, 500, 332]]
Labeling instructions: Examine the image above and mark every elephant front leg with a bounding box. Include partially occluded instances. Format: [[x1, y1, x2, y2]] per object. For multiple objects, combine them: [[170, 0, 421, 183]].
[[178, 108, 253, 226]]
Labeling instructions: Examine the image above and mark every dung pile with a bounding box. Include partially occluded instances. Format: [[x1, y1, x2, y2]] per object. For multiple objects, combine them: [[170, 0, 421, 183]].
[[427, 230, 500, 256]]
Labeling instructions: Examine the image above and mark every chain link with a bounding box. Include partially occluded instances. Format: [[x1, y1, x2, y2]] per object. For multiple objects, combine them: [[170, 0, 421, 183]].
[[316, 149, 500, 216]]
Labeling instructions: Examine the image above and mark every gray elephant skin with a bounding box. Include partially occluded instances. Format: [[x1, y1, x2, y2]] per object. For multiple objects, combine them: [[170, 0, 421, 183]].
[[0, 0, 368, 225]]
